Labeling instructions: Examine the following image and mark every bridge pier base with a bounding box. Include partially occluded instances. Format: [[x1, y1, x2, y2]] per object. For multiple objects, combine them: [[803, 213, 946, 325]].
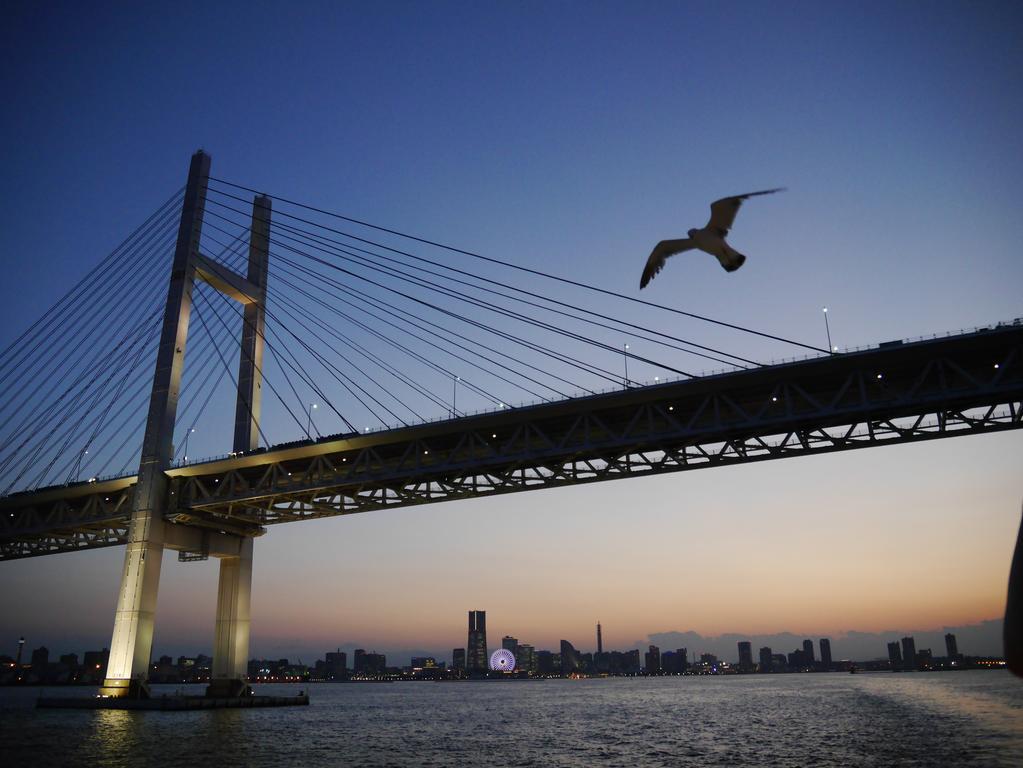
[[98, 514, 165, 699], [206, 536, 253, 698]]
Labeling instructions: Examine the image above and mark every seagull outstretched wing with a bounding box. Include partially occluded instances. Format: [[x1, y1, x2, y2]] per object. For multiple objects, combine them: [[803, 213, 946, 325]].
[[707, 188, 785, 236], [640, 238, 694, 288]]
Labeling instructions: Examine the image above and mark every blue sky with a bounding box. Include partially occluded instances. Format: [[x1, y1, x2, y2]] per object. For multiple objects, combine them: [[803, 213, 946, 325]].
[[0, 1, 1021, 662]]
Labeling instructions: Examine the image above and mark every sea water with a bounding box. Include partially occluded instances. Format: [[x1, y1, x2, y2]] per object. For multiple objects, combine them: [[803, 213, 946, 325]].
[[2, 671, 1022, 766]]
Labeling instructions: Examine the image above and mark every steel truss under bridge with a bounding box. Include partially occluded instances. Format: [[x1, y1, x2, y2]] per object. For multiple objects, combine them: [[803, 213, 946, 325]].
[[2, 322, 1020, 560]]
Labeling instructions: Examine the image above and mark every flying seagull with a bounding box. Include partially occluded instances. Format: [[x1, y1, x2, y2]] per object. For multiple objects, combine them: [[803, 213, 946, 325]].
[[640, 188, 785, 289]]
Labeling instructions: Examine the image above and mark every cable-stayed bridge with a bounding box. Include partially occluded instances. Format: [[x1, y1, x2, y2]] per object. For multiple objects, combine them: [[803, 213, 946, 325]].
[[1, 151, 1020, 698]]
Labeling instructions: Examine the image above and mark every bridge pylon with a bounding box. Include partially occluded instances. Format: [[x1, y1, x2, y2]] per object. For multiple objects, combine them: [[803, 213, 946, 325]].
[[99, 151, 270, 699]]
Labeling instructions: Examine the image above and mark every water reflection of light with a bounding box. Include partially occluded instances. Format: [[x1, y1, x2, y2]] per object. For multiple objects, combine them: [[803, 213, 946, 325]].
[[93, 707, 142, 760], [858, 673, 1023, 749]]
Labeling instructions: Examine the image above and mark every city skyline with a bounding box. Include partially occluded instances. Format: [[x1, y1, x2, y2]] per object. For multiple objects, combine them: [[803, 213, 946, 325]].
[[7, 614, 1004, 668], [7, 622, 995, 688], [0, 2, 1021, 664]]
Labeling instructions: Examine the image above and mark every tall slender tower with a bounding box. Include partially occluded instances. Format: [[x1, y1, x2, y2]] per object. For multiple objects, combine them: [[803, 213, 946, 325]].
[[467, 610, 487, 673], [597, 622, 603, 655]]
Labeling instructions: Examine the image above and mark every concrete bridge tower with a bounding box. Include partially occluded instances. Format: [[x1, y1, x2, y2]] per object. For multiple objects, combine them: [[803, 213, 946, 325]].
[[99, 151, 271, 699]]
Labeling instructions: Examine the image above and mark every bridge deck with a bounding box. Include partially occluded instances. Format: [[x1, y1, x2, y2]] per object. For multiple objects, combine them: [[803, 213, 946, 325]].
[[2, 323, 1021, 560]]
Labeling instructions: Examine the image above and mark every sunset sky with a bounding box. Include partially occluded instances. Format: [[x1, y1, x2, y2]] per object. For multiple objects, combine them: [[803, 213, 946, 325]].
[[0, 1, 1021, 664]]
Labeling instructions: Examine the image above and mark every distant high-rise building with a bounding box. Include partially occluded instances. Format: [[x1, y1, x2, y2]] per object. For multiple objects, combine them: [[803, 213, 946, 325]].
[[597, 622, 603, 655], [887, 641, 902, 669], [59, 653, 79, 668], [452, 648, 466, 671], [82, 648, 109, 678], [737, 641, 754, 672], [561, 640, 580, 676], [15, 637, 25, 667], [536, 650, 557, 675], [759, 647, 773, 672], [353, 649, 386, 675], [325, 650, 347, 680], [788, 649, 806, 669], [802, 639, 815, 665], [901, 636, 917, 670], [515, 643, 536, 675], [467, 610, 488, 673], [819, 638, 832, 669], [678, 648, 689, 673], [30, 646, 49, 669], [645, 645, 661, 674], [945, 633, 959, 659], [661, 650, 684, 674], [502, 636, 518, 654]]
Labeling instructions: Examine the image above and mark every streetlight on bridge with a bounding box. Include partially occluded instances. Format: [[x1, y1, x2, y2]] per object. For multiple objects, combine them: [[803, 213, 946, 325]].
[[822, 307, 837, 353], [73, 448, 88, 482], [306, 403, 318, 438]]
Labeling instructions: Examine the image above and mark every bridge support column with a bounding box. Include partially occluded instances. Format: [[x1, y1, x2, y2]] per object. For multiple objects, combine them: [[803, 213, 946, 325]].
[[100, 150, 210, 698], [207, 537, 253, 698], [98, 514, 165, 698], [206, 191, 269, 698]]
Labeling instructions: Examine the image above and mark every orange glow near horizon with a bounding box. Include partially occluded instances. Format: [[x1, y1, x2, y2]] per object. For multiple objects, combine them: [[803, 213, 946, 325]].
[[1, 433, 1018, 658], [222, 432, 1020, 655]]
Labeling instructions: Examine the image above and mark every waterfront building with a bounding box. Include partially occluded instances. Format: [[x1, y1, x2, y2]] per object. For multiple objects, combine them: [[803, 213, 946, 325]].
[[536, 650, 557, 676], [151, 655, 177, 682], [515, 643, 536, 675], [353, 649, 386, 675], [645, 645, 661, 674], [737, 641, 754, 672], [30, 646, 49, 669], [597, 622, 603, 654], [819, 638, 832, 669], [887, 641, 902, 668], [325, 650, 347, 680], [606, 649, 641, 675], [901, 636, 917, 670], [627, 649, 642, 673], [771, 653, 787, 670], [82, 648, 109, 680], [660, 650, 681, 674], [561, 640, 581, 675], [452, 648, 466, 671], [467, 610, 488, 673], [802, 639, 815, 665], [759, 647, 772, 672], [945, 633, 959, 660], [502, 636, 518, 654]]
